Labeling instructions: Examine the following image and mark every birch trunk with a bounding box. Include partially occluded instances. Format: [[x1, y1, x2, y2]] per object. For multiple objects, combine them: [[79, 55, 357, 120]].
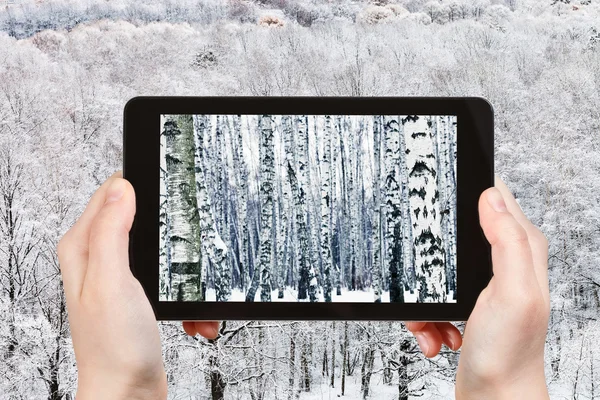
[[192, 115, 230, 302], [403, 115, 447, 303], [330, 321, 336, 387], [258, 115, 275, 302], [159, 115, 172, 301], [238, 116, 252, 291], [372, 116, 383, 302], [341, 321, 349, 396], [398, 118, 415, 292], [293, 116, 313, 301], [338, 116, 349, 290], [288, 327, 296, 400], [164, 115, 203, 301], [384, 116, 404, 303], [321, 115, 333, 302]]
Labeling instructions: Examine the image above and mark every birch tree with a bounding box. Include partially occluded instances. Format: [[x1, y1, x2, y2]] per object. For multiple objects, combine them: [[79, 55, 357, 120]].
[[435, 116, 457, 297], [164, 116, 203, 301], [234, 114, 251, 291], [159, 115, 172, 301], [398, 117, 416, 293], [258, 115, 275, 302], [372, 116, 384, 302], [292, 116, 313, 301], [280, 115, 296, 294], [384, 116, 404, 303], [192, 115, 230, 302], [403, 115, 447, 303], [321, 115, 333, 302]]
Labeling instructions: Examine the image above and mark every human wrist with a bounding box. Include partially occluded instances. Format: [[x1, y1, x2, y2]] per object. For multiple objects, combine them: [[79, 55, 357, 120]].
[[76, 371, 167, 400], [456, 362, 549, 400]]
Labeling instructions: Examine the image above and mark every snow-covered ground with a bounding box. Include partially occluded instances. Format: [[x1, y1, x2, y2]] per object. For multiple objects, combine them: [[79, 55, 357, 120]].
[[204, 287, 456, 303]]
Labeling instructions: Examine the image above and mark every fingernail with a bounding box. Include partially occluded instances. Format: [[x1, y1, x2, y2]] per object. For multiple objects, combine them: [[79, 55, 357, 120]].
[[446, 335, 456, 350], [211, 325, 219, 338], [487, 188, 507, 212], [105, 179, 125, 204], [415, 332, 429, 356]]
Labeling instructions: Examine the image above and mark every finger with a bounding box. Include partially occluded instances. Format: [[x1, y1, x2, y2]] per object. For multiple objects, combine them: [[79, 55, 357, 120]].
[[404, 321, 428, 332], [412, 323, 443, 358], [478, 187, 537, 292], [182, 321, 198, 336], [57, 171, 122, 299], [193, 321, 220, 339], [434, 322, 462, 351], [494, 176, 549, 304], [83, 177, 136, 298]]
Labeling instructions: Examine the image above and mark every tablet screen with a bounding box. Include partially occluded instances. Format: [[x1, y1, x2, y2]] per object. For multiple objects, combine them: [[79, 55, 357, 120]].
[[159, 114, 457, 303]]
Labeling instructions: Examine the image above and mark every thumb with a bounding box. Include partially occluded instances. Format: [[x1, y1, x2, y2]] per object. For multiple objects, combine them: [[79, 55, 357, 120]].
[[478, 187, 537, 291], [85, 178, 136, 289]]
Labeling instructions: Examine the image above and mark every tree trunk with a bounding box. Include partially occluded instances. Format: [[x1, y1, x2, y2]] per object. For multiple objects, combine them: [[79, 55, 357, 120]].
[[258, 115, 275, 302], [209, 339, 225, 400], [288, 116, 312, 301], [403, 115, 447, 302], [321, 115, 333, 302], [341, 321, 349, 396], [398, 117, 415, 292], [233, 114, 250, 291], [159, 115, 173, 301], [288, 327, 296, 400], [384, 116, 404, 303], [330, 321, 336, 387], [301, 332, 311, 392], [372, 116, 384, 302], [360, 342, 375, 399], [164, 115, 203, 301], [192, 115, 230, 302]]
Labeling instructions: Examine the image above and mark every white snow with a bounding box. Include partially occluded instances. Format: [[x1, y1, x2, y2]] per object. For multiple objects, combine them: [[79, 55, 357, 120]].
[[204, 287, 456, 303]]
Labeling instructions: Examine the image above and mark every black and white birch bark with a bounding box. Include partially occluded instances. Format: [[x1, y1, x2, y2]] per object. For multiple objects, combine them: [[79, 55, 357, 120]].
[[192, 115, 230, 302], [293, 116, 314, 301], [403, 115, 447, 303], [321, 115, 333, 302], [258, 115, 275, 302], [372, 115, 384, 302], [384, 116, 404, 303], [164, 115, 203, 301], [159, 115, 172, 301]]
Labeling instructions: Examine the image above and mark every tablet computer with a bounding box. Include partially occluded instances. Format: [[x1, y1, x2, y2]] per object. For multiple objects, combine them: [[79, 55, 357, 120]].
[[123, 97, 493, 320]]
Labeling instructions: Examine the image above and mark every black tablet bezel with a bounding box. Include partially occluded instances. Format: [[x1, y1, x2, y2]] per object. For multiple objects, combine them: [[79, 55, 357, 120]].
[[123, 96, 493, 321]]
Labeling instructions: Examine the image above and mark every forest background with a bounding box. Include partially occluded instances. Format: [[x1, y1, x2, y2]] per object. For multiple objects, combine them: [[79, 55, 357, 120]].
[[0, 0, 599, 399], [158, 114, 458, 304]]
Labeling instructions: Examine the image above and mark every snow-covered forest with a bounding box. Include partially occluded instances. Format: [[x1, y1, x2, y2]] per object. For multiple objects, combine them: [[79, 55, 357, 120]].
[[160, 114, 457, 303], [1, 0, 599, 398]]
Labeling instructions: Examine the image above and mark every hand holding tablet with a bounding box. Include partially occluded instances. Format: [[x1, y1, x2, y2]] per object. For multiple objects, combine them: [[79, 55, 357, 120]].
[[123, 97, 494, 321], [57, 97, 550, 397], [57, 169, 550, 399]]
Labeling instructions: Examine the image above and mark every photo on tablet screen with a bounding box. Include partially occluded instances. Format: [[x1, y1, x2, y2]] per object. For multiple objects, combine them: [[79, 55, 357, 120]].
[[159, 114, 457, 303]]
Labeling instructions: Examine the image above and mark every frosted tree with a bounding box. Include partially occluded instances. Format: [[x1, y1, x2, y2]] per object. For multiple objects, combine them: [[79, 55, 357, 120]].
[[348, 117, 360, 290], [372, 115, 384, 302], [159, 115, 172, 301], [279, 115, 295, 297], [233, 114, 251, 291], [292, 116, 314, 301], [398, 117, 415, 292], [331, 119, 342, 297], [164, 116, 203, 301], [321, 115, 333, 302], [403, 115, 447, 303], [435, 116, 457, 297], [257, 115, 275, 302], [192, 115, 230, 302], [384, 116, 404, 303]]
